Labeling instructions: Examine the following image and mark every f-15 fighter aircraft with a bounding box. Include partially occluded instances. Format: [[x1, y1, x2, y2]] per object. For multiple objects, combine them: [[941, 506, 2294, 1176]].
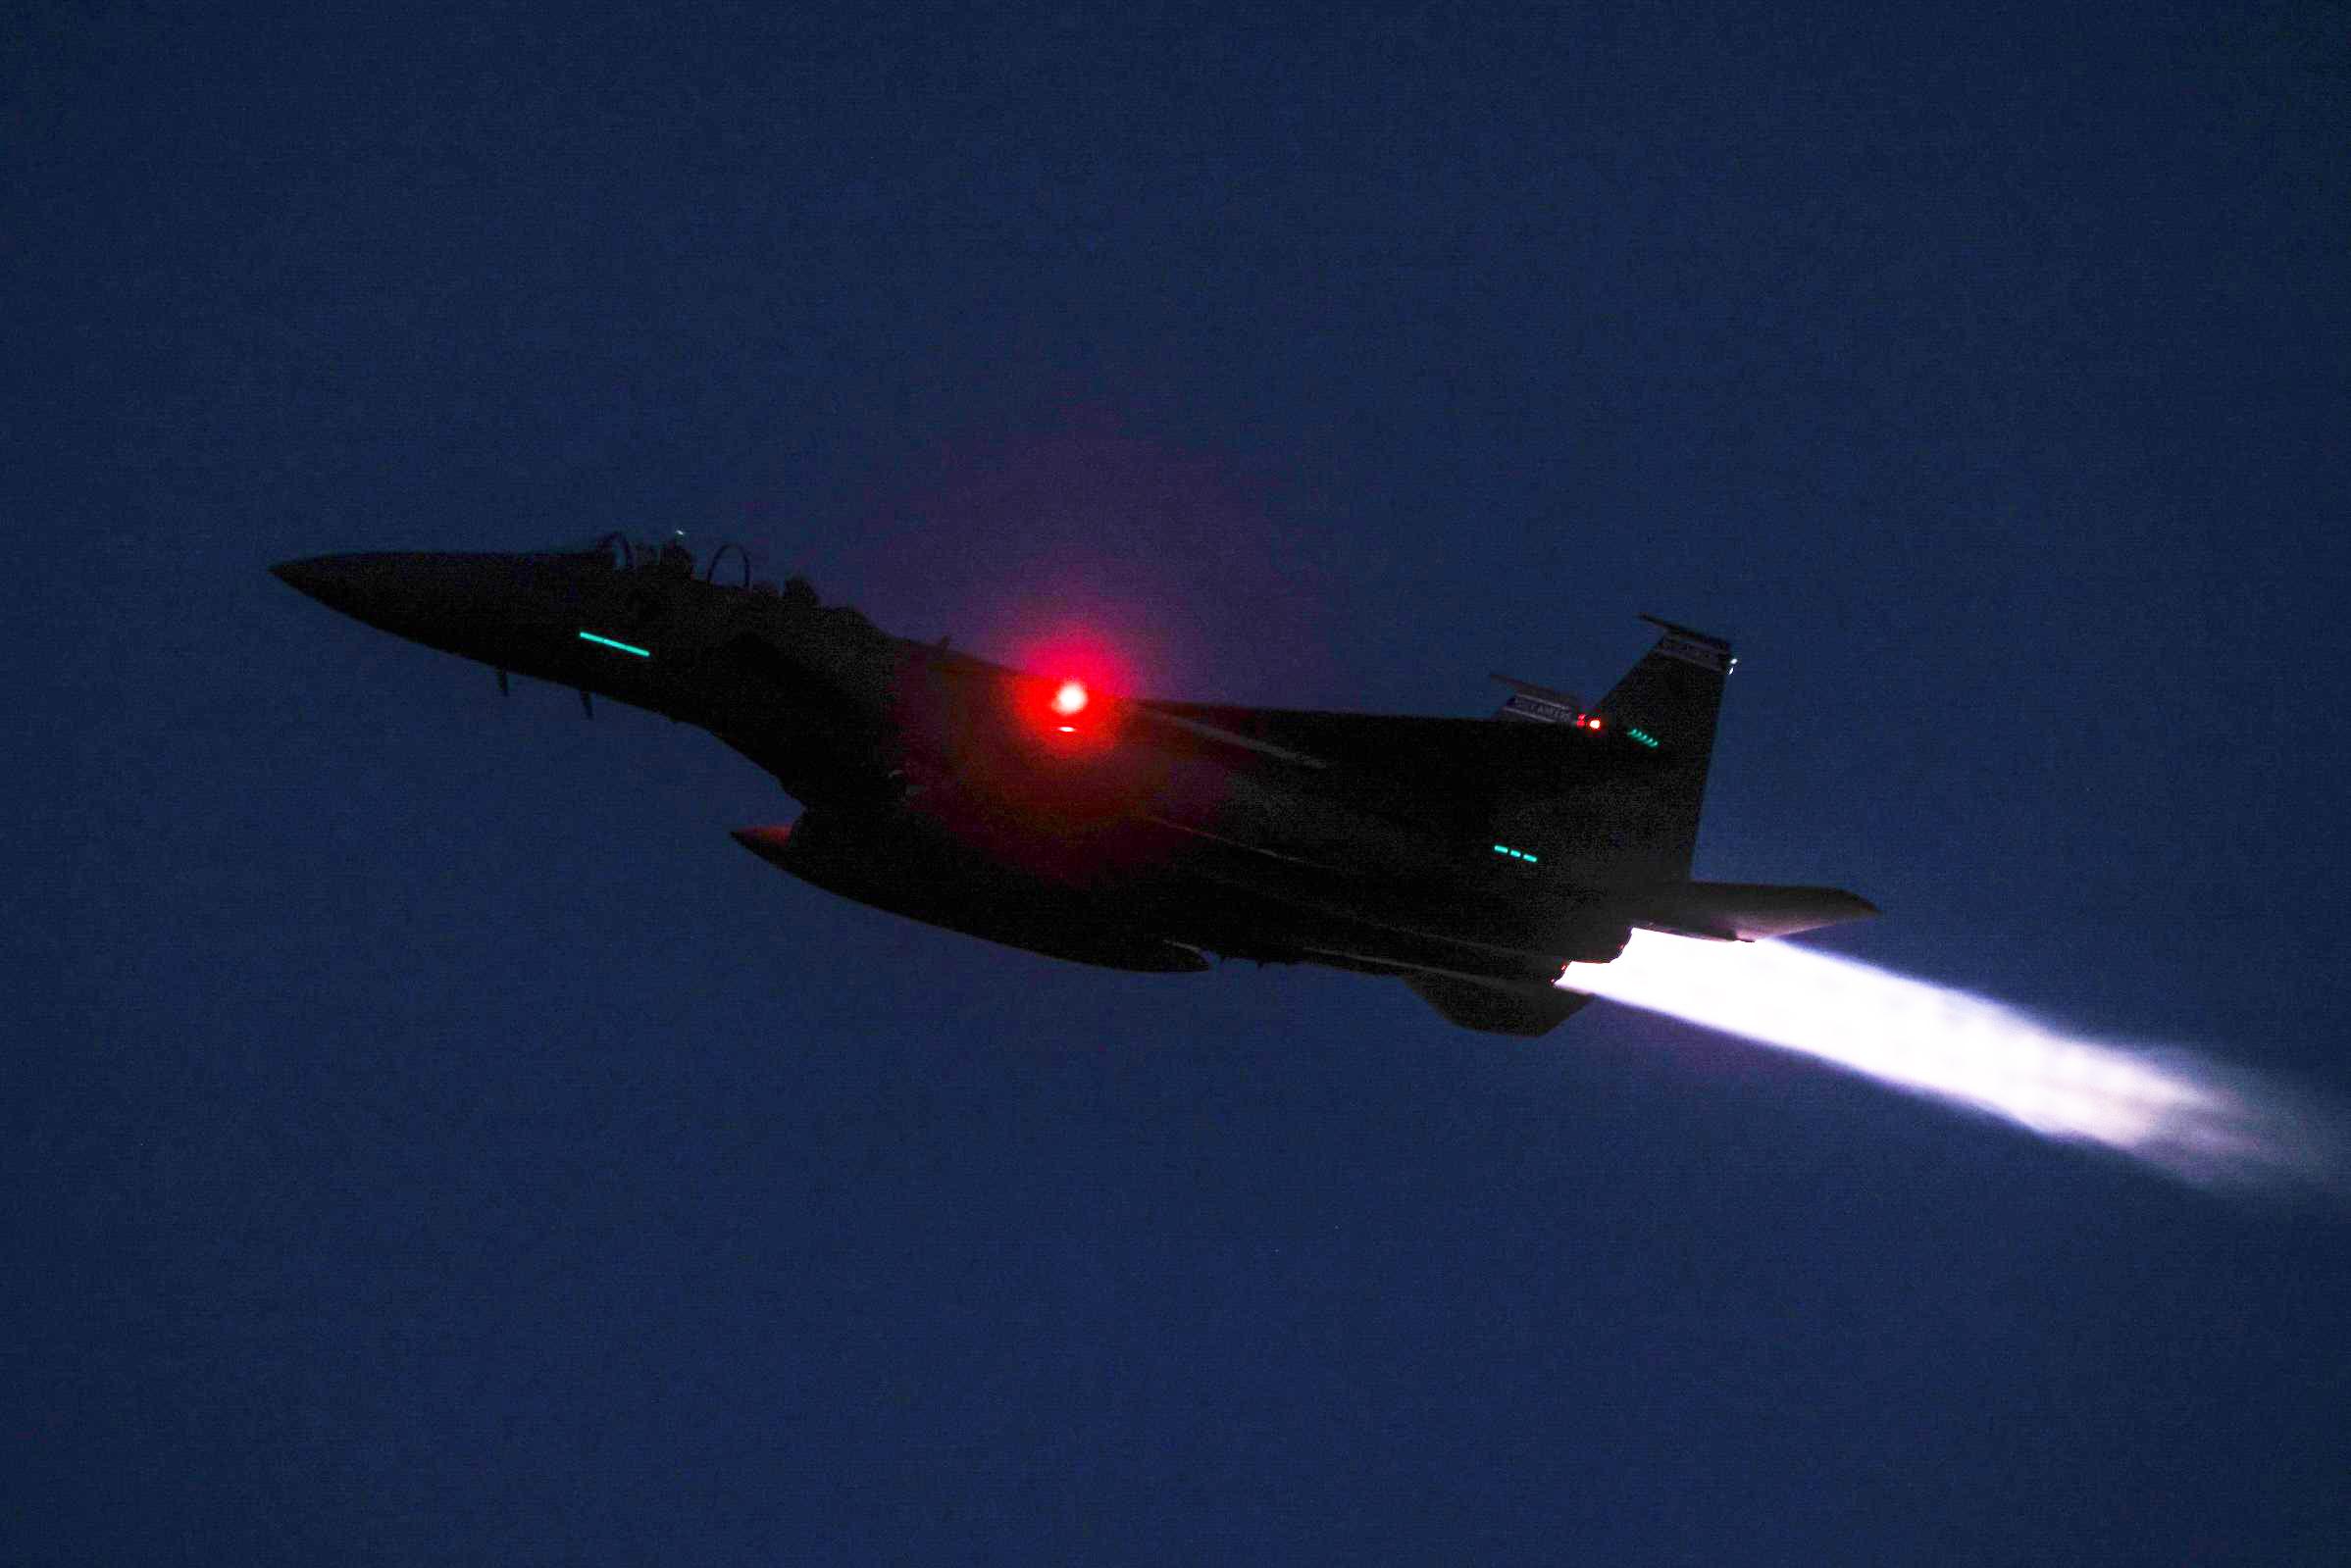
[[273, 535, 1873, 1035]]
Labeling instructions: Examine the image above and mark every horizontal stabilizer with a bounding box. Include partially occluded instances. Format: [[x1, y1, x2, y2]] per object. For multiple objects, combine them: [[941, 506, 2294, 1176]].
[[1623, 881, 1879, 942]]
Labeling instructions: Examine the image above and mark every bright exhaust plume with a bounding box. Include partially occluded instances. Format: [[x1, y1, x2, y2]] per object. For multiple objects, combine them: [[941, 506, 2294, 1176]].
[[1562, 931, 2341, 1189]]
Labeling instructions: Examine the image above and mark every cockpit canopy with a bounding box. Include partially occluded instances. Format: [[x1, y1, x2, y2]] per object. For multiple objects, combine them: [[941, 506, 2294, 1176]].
[[581, 531, 761, 588], [570, 531, 876, 633]]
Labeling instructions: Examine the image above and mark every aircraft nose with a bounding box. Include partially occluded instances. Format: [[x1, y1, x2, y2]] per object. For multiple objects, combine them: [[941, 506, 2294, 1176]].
[[270, 554, 366, 614], [268, 550, 565, 645]]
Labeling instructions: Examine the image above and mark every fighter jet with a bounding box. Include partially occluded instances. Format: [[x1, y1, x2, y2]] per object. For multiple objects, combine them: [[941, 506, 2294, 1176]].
[[271, 535, 1874, 1036]]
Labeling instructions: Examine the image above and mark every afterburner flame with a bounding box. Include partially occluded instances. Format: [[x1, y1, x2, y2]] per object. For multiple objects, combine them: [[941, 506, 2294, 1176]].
[[1562, 931, 2341, 1189]]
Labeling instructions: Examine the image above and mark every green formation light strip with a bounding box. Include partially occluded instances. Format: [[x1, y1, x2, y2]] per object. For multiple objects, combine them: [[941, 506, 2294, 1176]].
[[578, 630, 651, 658], [1626, 726, 1660, 749], [1492, 843, 1541, 864]]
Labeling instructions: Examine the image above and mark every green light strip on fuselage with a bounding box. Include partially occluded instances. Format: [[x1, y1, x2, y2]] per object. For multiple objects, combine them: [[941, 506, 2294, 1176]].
[[1492, 843, 1541, 864], [578, 630, 652, 658], [1626, 727, 1660, 748]]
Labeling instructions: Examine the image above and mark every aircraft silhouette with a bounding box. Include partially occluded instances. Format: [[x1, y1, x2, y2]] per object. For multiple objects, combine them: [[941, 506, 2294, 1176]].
[[274, 535, 1872, 1035]]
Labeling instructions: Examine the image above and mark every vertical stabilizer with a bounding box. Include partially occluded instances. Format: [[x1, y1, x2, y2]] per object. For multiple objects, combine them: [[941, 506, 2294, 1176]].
[[1491, 617, 1733, 885], [1592, 615, 1731, 879]]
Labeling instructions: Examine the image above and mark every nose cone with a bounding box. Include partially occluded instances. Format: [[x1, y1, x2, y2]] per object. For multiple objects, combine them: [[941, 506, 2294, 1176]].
[[270, 554, 372, 617], [270, 550, 570, 650]]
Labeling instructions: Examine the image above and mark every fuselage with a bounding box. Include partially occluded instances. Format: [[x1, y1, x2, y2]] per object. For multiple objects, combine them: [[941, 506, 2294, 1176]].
[[271, 542, 1627, 986], [275, 539, 1880, 1035]]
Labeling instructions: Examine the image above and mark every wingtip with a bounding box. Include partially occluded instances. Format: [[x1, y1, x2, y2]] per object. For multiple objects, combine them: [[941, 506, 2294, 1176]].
[[731, 824, 795, 861]]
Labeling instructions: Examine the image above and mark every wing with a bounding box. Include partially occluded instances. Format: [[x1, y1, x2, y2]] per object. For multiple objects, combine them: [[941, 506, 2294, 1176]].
[[1136, 699, 1640, 807]]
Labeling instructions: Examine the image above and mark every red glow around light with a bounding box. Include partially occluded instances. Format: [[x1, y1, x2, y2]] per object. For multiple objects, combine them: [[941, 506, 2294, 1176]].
[[1006, 631, 1133, 757]]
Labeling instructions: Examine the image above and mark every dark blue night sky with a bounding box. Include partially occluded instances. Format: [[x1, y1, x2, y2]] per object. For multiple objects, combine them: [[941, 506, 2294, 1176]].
[[12, 3, 2350, 1561]]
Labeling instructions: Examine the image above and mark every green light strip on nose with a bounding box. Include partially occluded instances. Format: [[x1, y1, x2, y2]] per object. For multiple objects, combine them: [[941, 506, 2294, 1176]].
[[1492, 843, 1541, 864], [578, 631, 651, 658]]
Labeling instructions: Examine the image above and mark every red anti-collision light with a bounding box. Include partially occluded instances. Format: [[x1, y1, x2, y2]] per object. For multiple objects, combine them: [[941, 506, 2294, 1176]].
[[1051, 681, 1090, 717]]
